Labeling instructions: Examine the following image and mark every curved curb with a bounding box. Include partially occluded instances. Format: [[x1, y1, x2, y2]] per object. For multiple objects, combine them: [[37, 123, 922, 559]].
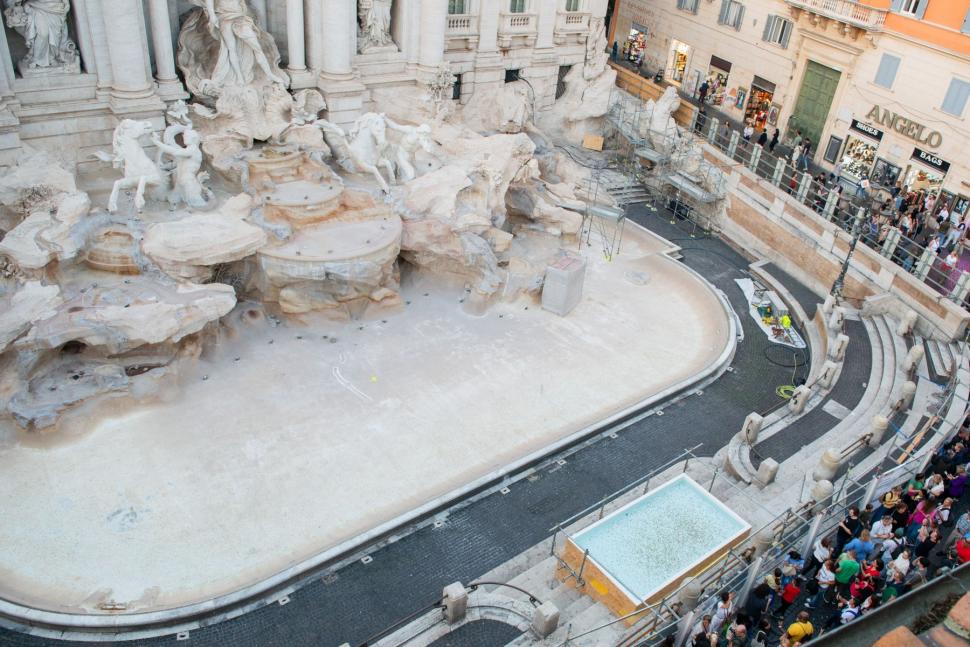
[[0, 222, 738, 641]]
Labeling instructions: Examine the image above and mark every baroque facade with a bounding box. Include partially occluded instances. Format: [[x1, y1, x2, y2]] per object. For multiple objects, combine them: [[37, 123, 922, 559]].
[[609, 0, 970, 215], [0, 0, 605, 166]]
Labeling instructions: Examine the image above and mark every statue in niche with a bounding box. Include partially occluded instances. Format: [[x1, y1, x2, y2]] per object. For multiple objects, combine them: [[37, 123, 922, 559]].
[[358, 0, 394, 52], [3, 0, 79, 74], [178, 0, 288, 98]]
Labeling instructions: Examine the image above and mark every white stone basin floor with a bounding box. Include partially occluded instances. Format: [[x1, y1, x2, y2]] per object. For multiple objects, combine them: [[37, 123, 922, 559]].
[[0, 225, 731, 614]]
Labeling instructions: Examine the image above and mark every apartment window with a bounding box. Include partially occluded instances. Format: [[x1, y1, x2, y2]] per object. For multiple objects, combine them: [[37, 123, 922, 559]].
[[718, 0, 745, 31], [564, 0, 581, 11], [900, 0, 919, 15], [452, 73, 462, 101], [505, 68, 521, 83], [941, 78, 970, 117], [676, 0, 699, 14], [509, 0, 526, 13], [762, 15, 792, 48], [893, 0, 927, 19], [448, 0, 466, 14], [556, 65, 571, 100], [873, 53, 901, 89]]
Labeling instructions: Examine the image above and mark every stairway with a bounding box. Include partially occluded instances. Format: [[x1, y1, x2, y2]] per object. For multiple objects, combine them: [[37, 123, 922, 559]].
[[604, 180, 650, 206]]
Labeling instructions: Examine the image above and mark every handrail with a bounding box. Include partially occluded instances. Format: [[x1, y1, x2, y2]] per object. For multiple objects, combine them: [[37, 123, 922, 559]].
[[356, 597, 446, 647], [467, 581, 543, 607]]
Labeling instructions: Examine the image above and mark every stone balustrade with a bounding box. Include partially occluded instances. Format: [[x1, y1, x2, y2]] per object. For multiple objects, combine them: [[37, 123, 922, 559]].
[[554, 10, 590, 44], [785, 0, 888, 31], [498, 12, 538, 48]]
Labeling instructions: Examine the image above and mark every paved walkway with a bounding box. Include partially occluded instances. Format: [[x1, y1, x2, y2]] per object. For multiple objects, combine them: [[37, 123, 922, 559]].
[[0, 205, 817, 647]]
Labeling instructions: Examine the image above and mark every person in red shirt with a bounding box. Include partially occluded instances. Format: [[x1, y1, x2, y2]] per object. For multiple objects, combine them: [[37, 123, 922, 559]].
[[956, 534, 970, 564], [774, 577, 803, 618]]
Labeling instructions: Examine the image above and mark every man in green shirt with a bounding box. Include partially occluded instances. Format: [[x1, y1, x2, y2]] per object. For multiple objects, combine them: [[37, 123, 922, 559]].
[[834, 548, 860, 597]]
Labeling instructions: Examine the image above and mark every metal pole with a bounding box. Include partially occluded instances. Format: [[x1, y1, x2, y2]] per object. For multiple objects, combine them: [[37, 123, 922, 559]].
[[578, 549, 590, 585], [709, 466, 719, 492], [861, 474, 880, 510], [831, 207, 867, 300], [737, 556, 764, 610], [801, 512, 825, 558]]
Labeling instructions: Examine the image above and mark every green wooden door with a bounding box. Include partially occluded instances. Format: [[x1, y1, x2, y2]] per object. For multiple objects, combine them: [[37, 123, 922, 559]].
[[789, 60, 841, 146]]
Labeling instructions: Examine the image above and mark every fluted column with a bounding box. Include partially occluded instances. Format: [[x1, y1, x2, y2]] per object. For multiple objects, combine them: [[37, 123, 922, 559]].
[[319, 0, 353, 79], [287, 0, 306, 72], [147, 0, 184, 98], [417, 0, 446, 77], [69, 0, 97, 76]]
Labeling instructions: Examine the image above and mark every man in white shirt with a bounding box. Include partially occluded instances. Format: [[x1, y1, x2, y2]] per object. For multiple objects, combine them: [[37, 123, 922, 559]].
[[871, 515, 894, 543]]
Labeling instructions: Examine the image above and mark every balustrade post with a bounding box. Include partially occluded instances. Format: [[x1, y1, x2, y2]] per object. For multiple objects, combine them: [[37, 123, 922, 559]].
[[796, 172, 812, 203], [772, 157, 785, 187], [950, 271, 970, 304], [914, 248, 935, 280], [823, 189, 838, 220], [748, 145, 762, 173], [707, 118, 719, 145], [881, 228, 900, 259], [727, 130, 739, 159]]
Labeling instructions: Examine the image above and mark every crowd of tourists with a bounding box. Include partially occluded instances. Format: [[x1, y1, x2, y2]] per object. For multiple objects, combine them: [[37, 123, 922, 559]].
[[683, 424, 970, 646]]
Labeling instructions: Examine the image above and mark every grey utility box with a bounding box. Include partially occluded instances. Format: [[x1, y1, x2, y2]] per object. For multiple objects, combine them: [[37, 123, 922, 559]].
[[541, 253, 587, 316]]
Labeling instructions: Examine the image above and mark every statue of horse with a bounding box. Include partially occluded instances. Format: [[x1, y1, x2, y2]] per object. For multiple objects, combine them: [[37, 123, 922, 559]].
[[317, 113, 396, 193], [94, 119, 167, 213]]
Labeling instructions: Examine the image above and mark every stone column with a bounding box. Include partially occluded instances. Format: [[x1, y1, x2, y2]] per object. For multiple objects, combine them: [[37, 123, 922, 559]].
[[250, 0, 268, 29], [474, 0, 504, 97], [147, 0, 185, 99], [536, 0, 558, 49], [0, 20, 22, 164], [69, 0, 97, 76], [103, 0, 163, 114], [286, 0, 307, 72], [83, 0, 113, 91], [417, 0, 446, 80], [317, 0, 364, 127]]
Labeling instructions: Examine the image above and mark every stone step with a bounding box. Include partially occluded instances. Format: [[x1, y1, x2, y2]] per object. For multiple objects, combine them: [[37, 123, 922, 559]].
[[505, 554, 561, 600], [557, 596, 626, 646], [924, 339, 952, 382]]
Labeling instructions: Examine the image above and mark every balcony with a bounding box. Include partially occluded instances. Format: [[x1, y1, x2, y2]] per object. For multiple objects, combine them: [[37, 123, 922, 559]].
[[498, 12, 537, 49], [445, 13, 479, 51], [785, 0, 887, 35], [554, 11, 591, 45]]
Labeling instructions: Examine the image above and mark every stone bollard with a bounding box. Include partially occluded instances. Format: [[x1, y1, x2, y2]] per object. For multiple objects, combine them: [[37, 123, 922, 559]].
[[902, 345, 924, 373], [893, 381, 917, 412], [678, 576, 705, 610], [896, 310, 919, 336], [811, 479, 834, 507], [757, 458, 779, 486], [829, 333, 850, 361], [812, 448, 840, 482], [868, 415, 889, 446], [741, 412, 764, 444], [822, 294, 836, 316], [828, 306, 845, 331], [818, 361, 839, 389], [531, 601, 560, 638], [788, 385, 811, 414], [752, 528, 775, 557], [443, 582, 468, 624]]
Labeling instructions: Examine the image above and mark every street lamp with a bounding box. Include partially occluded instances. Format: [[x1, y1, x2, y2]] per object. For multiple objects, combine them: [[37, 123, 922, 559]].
[[830, 206, 868, 301]]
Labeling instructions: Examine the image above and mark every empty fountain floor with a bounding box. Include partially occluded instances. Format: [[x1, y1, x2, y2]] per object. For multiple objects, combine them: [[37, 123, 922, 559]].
[[752, 318, 873, 467], [762, 262, 826, 315], [0, 204, 797, 647]]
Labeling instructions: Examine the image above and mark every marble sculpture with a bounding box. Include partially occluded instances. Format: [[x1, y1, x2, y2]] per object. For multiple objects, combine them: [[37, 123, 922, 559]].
[[3, 0, 79, 73], [358, 0, 394, 52]]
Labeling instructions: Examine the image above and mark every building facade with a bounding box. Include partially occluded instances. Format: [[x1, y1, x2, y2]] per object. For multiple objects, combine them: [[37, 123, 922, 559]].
[[0, 0, 606, 166], [609, 0, 970, 217]]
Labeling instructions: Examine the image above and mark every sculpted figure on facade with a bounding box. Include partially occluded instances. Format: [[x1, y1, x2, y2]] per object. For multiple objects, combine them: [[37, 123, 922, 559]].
[[178, 0, 288, 99], [3, 0, 79, 73], [385, 118, 434, 183], [358, 0, 394, 52]]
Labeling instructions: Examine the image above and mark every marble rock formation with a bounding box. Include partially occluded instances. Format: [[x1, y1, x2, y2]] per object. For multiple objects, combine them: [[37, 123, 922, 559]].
[[460, 81, 534, 134], [0, 281, 62, 352], [142, 194, 267, 281], [0, 147, 77, 228], [17, 280, 236, 355], [0, 192, 92, 273]]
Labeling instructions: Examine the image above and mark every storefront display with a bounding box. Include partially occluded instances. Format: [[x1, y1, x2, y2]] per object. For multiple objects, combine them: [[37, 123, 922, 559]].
[[706, 55, 731, 106], [841, 136, 878, 180], [905, 147, 950, 199], [624, 25, 648, 66], [744, 77, 776, 130], [668, 40, 690, 83], [871, 158, 901, 189]]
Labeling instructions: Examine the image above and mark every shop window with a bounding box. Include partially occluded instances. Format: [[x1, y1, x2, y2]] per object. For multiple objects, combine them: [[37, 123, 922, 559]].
[[448, 0, 467, 14], [564, 0, 581, 11], [823, 136, 843, 164], [718, 0, 745, 31], [556, 65, 571, 100], [452, 73, 462, 101], [676, 0, 699, 14], [509, 0, 526, 13], [505, 68, 521, 83], [872, 159, 902, 189], [873, 53, 900, 89], [893, 0, 927, 19], [762, 15, 792, 48], [941, 77, 970, 117]]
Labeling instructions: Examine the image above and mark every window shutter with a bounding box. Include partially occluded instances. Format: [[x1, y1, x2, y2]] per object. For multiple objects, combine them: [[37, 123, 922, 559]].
[[735, 5, 745, 30], [874, 54, 900, 89], [915, 0, 928, 20], [963, 9, 970, 34], [780, 21, 791, 48], [763, 15, 774, 42], [719, 0, 730, 24], [890, 0, 903, 12], [942, 78, 970, 117]]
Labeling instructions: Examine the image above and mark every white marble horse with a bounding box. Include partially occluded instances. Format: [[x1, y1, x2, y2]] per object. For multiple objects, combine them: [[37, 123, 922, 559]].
[[94, 120, 167, 213], [318, 113, 396, 192]]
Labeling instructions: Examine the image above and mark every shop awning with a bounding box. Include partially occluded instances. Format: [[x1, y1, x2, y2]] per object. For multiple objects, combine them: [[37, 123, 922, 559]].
[[710, 55, 732, 73], [911, 147, 950, 174], [752, 76, 776, 93]]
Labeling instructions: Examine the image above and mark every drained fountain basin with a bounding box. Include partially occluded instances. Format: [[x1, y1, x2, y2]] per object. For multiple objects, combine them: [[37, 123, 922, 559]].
[[560, 475, 750, 620]]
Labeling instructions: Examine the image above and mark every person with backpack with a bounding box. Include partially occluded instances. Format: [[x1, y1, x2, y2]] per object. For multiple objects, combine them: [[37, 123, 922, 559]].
[[785, 611, 814, 644], [822, 596, 861, 632]]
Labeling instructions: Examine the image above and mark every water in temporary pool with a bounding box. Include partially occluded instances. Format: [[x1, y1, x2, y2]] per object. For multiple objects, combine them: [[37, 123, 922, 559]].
[[572, 476, 749, 601]]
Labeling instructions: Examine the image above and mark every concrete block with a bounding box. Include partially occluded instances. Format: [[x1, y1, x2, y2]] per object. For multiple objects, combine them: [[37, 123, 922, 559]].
[[677, 576, 704, 609], [812, 448, 840, 482], [741, 412, 764, 444], [811, 479, 834, 504], [829, 333, 849, 361], [872, 626, 923, 647], [788, 385, 811, 414], [818, 360, 838, 388], [868, 415, 889, 446], [945, 591, 970, 634], [756, 458, 779, 485], [531, 601, 560, 638], [903, 345, 924, 373], [896, 310, 919, 337], [442, 582, 467, 624], [752, 528, 774, 557]]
